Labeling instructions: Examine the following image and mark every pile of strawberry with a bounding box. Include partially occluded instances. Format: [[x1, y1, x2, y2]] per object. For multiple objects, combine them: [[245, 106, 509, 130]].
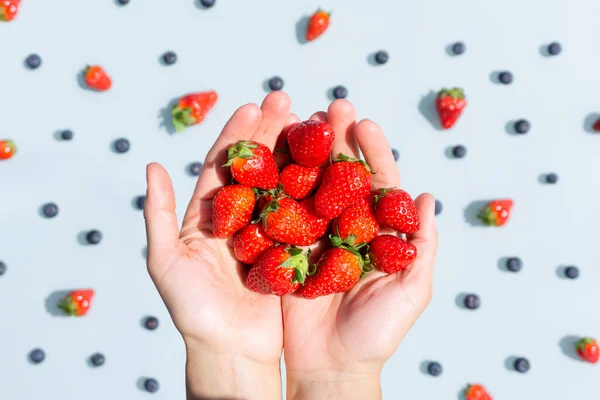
[[212, 120, 421, 298]]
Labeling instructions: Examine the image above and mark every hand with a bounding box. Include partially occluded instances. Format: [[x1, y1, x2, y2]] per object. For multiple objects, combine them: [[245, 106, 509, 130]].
[[282, 100, 438, 400], [143, 92, 294, 400]]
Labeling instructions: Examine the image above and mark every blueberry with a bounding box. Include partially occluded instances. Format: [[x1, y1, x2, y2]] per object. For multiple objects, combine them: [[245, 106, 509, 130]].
[[374, 50, 389, 64], [506, 257, 522, 272], [200, 0, 215, 8], [514, 119, 530, 134], [332, 85, 348, 99], [451, 42, 466, 55], [60, 130, 74, 140], [463, 294, 480, 310], [162, 51, 177, 65], [545, 173, 558, 184], [434, 199, 443, 216], [135, 195, 146, 210], [188, 162, 203, 176], [42, 203, 59, 218], [113, 138, 130, 154], [25, 54, 42, 69], [268, 76, 284, 91], [565, 266, 579, 279], [117, 0, 130, 5], [86, 230, 103, 245], [0, 261, 6, 276], [391, 148, 399, 162], [548, 42, 561, 56], [144, 378, 160, 393], [144, 316, 159, 330], [427, 361, 443, 376], [514, 357, 530, 373], [29, 348, 45, 364], [498, 71, 513, 84], [90, 353, 105, 367], [452, 145, 467, 158]]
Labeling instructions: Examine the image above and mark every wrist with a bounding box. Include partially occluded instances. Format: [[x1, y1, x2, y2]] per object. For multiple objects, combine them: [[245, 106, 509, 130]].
[[287, 369, 381, 400]]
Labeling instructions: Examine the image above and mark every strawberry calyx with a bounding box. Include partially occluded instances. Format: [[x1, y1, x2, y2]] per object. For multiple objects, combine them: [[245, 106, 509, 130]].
[[280, 246, 309, 284], [172, 105, 197, 132], [477, 206, 496, 225], [577, 337, 596, 351], [333, 153, 372, 173], [373, 187, 393, 204], [438, 87, 465, 99], [57, 295, 80, 316], [223, 140, 259, 167], [2, 139, 17, 155], [329, 234, 369, 272]]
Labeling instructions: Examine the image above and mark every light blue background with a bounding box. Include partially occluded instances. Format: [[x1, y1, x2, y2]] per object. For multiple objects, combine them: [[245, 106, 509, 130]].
[[1, 0, 599, 398]]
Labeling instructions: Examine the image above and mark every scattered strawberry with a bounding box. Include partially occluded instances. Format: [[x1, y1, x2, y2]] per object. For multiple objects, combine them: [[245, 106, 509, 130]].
[[593, 117, 600, 132], [0, 139, 17, 160], [576, 337, 599, 364], [261, 196, 320, 246], [436, 88, 467, 129], [332, 194, 379, 244], [300, 197, 330, 239], [477, 199, 514, 227], [374, 189, 420, 234], [57, 289, 95, 317], [212, 184, 255, 238], [83, 65, 112, 91], [306, 9, 331, 42], [280, 164, 325, 199], [367, 234, 417, 274], [171, 91, 218, 132], [246, 246, 309, 296], [233, 223, 275, 265], [464, 384, 493, 400], [0, 0, 21, 22], [314, 154, 372, 219], [287, 120, 335, 167], [223, 140, 279, 190]]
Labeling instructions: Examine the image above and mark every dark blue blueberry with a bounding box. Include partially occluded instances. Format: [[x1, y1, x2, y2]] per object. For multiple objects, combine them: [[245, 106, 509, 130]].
[[427, 361, 443, 376], [268, 76, 284, 91], [374, 50, 389, 64], [90, 353, 105, 367], [144, 316, 159, 330], [499, 71, 513, 84], [545, 173, 558, 184], [200, 0, 215, 8], [514, 119, 530, 134], [333, 85, 348, 99], [451, 42, 465, 55], [135, 195, 146, 210], [0, 261, 6, 276], [113, 138, 130, 154], [514, 357, 530, 373], [162, 51, 177, 65], [452, 145, 467, 158], [42, 203, 59, 218], [144, 378, 160, 393], [548, 42, 561, 56], [391, 148, 399, 162], [434, 199, 443, 216], [86, 230, 102, 245], [565, 266, 579, 279], [25, 54, 42, 69], [506, 257, 522, 272], [29, 348, 45, 364], [464, 294, 480, 310], [189, 162, 203, 176], [60, 130, 74, 140], [117, 0, 130, 5]]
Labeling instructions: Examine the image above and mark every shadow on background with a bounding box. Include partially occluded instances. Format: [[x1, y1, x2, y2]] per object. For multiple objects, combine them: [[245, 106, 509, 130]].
[[583, 112, 599, 134], [76, 70, 91, 91], [497, 257, 510, 272], [295, 15, 309, 45], [419, 360, 431, 375], [463, 200, 488, 226], [418, 91, 443, 130], [45, 290, 70, 316], [159, 96, 180, 135], [454, 292, 468, 309], [489, 71, 500, 84], [444, 146, 455, 160], [504, 120, 518, 135], [504, 355, 518, 371], [559, 335, 582, 361], [77, 231, 90, 246]]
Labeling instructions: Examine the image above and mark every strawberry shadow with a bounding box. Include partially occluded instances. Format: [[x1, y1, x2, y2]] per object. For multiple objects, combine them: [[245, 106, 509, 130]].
[[45, 290, 71, 317], [158, 96, 181, 135], [418, 91, 443, 131], [583, 112, 599, 134], [463, 200, 489, 226], [559, 335, 582, 361], [295, 15, 309, 45]]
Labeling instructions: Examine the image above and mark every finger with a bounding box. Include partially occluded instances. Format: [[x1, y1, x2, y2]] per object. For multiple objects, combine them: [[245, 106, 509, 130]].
[[251, 91, 292, 150], [327, 99, 359, 159], [354, 119, 400, 189], [275, 113, 301, 169], [310, 111, 327, 122]]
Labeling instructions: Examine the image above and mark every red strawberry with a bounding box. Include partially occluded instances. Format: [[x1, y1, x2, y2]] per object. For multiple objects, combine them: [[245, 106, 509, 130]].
[[593, 117, 600, 132], [367, 234, 417, 274], [246, 246, 309, 296], [576, 337, 599, 364], [314, 154, 372, 219], [84, 65, 112, 91], [374, 189, 421, 234], [287, 120, 335, 167], [306, 9, 331, 42], [0, 0, 21, 22], [477, 199, 514, 227], [261, 197, 320, 246], [332, 195, 379, 244], [464, 384, 493, 400], [0, 139, 17, 160], [280, 163, 324, 199], [299, 197, 330, 240], [233, 223, 275, 265], [171, 91, 218, 132], [212, 185, 255, 238], [297, 237, 365, 299], [436, 88, 467, 129], [223, 140, 279, 190], [57, 289, 95, 317]]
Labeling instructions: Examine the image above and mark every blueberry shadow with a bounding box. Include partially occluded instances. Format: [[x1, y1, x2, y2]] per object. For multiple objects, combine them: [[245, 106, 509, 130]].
[[455, 293, 468, 309], [295, 15, 309, 45], [326, 87, 337, 102], [559, 335, 582, 361], [140, 316, 149, 329], [113, 0, 127, 5], [263, 78, 273, 93], [159, 96, 180, 135], [583, 112, 599, 134], [463, 200, 488, 226], [136, 377, 148, 391], [504, 355, 518, 371], [420, 360, 431, 375], [489, 71, 501, 84], [131, 197, 142, 211], [141, 246, 147, 260], [505, 120, 518, 135], [444, 146, 455, 160], [538, 173, 553, 184], [498, 257, 510, 272], [555, 265, 568, 279], [53, 130, 65, 141], [77, 231, 89, 246], [367, 52, 379, 66], [539, 44, 551, 57], [418, 91, 443, 130], [86, 354, 98, 368], [45, 290, 71, 316], [157, 54, 168, 67], [445, 44, 456, 56]]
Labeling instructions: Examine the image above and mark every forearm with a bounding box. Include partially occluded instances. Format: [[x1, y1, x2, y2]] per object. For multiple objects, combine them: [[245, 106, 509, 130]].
[[287, 369, 381, 400]]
